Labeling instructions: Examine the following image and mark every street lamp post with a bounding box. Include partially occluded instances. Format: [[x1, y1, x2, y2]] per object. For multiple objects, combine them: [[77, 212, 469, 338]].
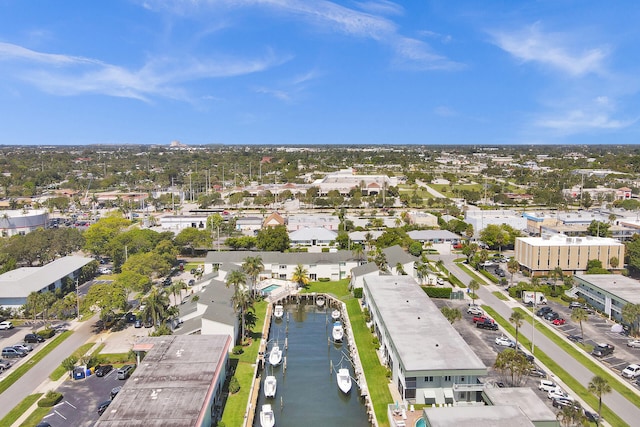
[[75, 278, 80, 320], [531, 290, 537, 354]]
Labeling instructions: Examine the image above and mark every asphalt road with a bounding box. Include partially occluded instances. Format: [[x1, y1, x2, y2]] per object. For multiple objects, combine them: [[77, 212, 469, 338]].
[[0, 315, 98, 420], [437, 254, 640, 426]]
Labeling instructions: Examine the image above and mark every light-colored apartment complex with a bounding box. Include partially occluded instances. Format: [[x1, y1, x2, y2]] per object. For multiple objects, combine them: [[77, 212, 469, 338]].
[[515, 234, 625, 276]]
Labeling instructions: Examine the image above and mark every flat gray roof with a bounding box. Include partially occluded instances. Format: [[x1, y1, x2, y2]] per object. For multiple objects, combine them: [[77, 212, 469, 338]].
[[575, 274, 640, 305], [364, 276, 485, 373], [423, 405, 535, 427], [517, 234, 623, 248], [205, 249, 357, 264], [483, 387, 556, 422], [0, 255, 94, 298], [96, 335, 231, 427], [407, 230, 460, 241]]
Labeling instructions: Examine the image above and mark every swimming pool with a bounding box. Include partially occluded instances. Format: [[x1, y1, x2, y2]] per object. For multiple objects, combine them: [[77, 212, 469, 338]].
[[261, 284, 281, 294], [415, 418, 425, 427]]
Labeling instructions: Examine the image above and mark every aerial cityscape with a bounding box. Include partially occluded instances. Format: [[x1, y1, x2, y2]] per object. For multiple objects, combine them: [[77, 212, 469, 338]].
[[2, 1, 640, 427]]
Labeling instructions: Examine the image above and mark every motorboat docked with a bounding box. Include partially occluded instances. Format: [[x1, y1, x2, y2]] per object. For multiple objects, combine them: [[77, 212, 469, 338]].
[[269, 345, 283, 366], [260, 404, 275, 427], [332, 321, 344, 342], [273, 305, 284, 320], [316, 296, 325, 307], [337, 368, 352, 394], [331, 309, 341, 321], [264, 375, 277, 398]]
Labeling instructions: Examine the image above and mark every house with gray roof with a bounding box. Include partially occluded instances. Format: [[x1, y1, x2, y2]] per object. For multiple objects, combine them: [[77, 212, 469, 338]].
[[382, 245, 418, 277], [0, 255, 94, 309], [289, 226, 338, 250], [408, 230, 461, 245]]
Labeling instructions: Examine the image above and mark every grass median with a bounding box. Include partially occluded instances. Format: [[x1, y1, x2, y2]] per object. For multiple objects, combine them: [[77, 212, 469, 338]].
[[0, 330, 73, 395], [0, 393, 43, 427], [483, 305, 628, 427]]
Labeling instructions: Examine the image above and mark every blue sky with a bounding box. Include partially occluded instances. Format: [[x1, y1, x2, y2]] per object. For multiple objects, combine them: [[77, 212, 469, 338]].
[[0, 0, 639, 146]]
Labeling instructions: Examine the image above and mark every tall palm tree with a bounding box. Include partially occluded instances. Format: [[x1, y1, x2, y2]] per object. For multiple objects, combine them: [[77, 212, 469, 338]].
[[242, 256, 263, 297], [622, 303, 640, 337], [143, 288, 169, 327], [291, 264, 310, 289], [395, 262, 406, 275], [509, 310, 525, 349], [226, 269, 247, 293], [416, 262, 430, 285], [468, 280, 480, 303], [507, 258, 519, 287], [588, 375, 611, 426], [352, 244, 365, 264], [571, 308, 589, 340], [231, 286, 252, 342]]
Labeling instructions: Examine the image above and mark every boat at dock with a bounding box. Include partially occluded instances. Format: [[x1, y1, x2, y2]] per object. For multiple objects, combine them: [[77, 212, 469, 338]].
[[316, 296, 325, 307], [337, 368, 352, 394], [264, 375, 277, 398], [260, 404, 275, 427], [332, 321, 344, 342], [269, 345, 283, 366], [274, 305, 284, 320], [331, 309, 341, 320]]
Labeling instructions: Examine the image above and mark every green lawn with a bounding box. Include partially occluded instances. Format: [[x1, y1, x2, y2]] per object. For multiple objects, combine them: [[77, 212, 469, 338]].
[[300, 279, 351, 298], [483, 306, 628, 427], [19, 406, 51, 427], [492, 291, 508, 301], [455, 262, 486, 284], [0, 393, 42, 427], [49, 342, 97, 380]]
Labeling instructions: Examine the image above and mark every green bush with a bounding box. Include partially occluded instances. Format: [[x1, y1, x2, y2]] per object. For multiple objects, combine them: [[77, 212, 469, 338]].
[[372, 337, 380, 349], [38, 391, 63, 407], [421, 287, 452, 299], [321, 247, 330, 253], [38, 328, 56, 339], [479, 269, 499, 284], [232, 345, 244, 355], [353, 288, 363, 298], [229, 376, 240, 394], [318, 277, 330, 282]]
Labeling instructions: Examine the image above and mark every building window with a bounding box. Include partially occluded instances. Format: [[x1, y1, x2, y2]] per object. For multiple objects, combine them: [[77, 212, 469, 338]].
[[424, 376, 433, 382], [280, 265, 287, 269], [444, 376, 452, 382], [460, 376, 466, 383]]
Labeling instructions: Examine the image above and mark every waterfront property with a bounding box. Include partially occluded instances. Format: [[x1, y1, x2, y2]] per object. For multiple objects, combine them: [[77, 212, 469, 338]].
[[572, 274, 640, 322], [362, 275, 487, 406], [95, 334, 231, 427]]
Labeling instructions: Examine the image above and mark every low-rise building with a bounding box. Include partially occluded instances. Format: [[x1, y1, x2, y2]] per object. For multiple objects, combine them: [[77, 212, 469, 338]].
[[572, 274, 640, 322], [0, 209, 48, 237], [289, 226, 338, 250]]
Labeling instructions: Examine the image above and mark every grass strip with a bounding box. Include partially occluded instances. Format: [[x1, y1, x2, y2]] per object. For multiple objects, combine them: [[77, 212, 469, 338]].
[[455, 262, 485, 285], [492, 291, 508, 301], [0, 330, 73, 395], [19, 406, 51, 427], [49, 342, 96, 381], [0, 393, 42, 427], [483, 306, 628, 427]]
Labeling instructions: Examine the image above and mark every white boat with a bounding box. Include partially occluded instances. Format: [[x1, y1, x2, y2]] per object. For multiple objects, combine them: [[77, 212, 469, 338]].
[[269, 345, 282, 366], [316, 296, 325, 307], [331, 309, 341, 321], [337, 368, 352, 393], [260, 404, 275, 427], [264, 375, 277, 398], [332, 321, 344, 342], [273, 305, 284, 319]]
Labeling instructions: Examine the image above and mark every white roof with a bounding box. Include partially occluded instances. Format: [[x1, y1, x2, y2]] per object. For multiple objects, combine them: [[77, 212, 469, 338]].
[[518, 234, 623, 247], [0, 256, 94, 298], [289, 227, 338, 241]]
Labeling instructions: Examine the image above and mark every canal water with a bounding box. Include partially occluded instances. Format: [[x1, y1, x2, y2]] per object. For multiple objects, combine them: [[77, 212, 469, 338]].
[[253, 302, 370, 427]]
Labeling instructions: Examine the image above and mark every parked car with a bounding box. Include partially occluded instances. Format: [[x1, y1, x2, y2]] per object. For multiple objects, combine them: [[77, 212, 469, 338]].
[[568, 334, 583, 343], [0, 359, 12, 370], [515, 348, 535, 363], [552, 318, 566, 326], [97, 399, 111, 416], [473, 315, 492, 323], [24, 333, 45, 343], [188, 279, 195, 286], [0, 321, 14, 330], [95, 364, 114, 377], [584, 411, 600, 423], [591, 343, 615, 358], [627, 339, 640, 348], [544, 311, 560, 321], [110, 385, 122, 399], [548, 386, 570, 400], [569, 301, 585, 309], [552, 397, 580, 410], [13, 344, 33, 353], [134, 319, 143, 328], [99, 267, 112, 275], [2, 347, 26, 358], [621, 364, 640, 379], [35, 422, 52, 427], [529, 367, 546, 378], [477, 320, 498, 330], [117, 364, 136, 380], [536, 307, 553, 317], [538, 379, 557, 392], [162, 277, 172, 286], [495, 336, 516, 347], [467, 306, 484, 316]]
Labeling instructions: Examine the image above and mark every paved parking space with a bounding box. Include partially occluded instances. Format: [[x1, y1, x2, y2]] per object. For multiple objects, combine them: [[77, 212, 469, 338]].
[[39, 369, 125, 427]]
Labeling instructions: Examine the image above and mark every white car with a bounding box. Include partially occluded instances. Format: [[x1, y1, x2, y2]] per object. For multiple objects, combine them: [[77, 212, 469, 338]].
[[12, 344, 33, 353], [621, 364, 640, 379], [0, 321, 13, 330], [548, 387, 570, 401], [627, 340, 640, 348], [467, 306, 484, 316], [495, 336, 516, 347], [538, 379, 557, 392], [99, 267, 112, 275]]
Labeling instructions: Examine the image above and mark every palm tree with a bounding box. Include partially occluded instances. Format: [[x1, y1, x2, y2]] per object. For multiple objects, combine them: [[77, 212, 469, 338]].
[[468, 280, 480, 303], [556, 402, 586, 427], [231, 286, 253, 342], [352, 244, 365, 264], [168, 281, 184, 306], [507, 258, 519, 287], [395, 262, 406, 275], [226, 269, 247, 293], [622, 303, 640, 337], [291, 264, 310, 289], [242, 256, 263, 297], [571, 308, 589, 340], [416, 262, 430, 285], [509, 310, 525, 349], [551, 266, 564, 292], [588, 375, 611, 425], [143, 288, 169, 327]]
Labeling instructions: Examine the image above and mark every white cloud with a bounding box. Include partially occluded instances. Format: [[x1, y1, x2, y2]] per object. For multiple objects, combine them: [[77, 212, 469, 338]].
[[392, 37, 462, 71], [534, 96, 636, 133], [354, 0, 404, 16], [490, 23, 608, 76], [434, 106, 456, 117], [255, 86, 291, 101]]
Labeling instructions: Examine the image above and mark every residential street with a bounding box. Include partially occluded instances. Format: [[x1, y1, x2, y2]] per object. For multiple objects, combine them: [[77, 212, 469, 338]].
[[437, 254, 640, 426], [0, 315, 98, 420]]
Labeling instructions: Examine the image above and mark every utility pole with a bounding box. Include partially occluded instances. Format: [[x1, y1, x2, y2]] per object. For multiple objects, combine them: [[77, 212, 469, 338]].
[[76, 278, 80, 320]]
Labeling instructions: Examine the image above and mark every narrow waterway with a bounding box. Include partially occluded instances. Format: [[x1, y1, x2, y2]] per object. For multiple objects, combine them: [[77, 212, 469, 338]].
[[253, 302, 370, 427]]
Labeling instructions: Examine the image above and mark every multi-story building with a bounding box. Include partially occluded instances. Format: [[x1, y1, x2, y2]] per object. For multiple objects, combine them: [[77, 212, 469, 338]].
[[0, 209, 48, 237], [572, 274, 640, 322]]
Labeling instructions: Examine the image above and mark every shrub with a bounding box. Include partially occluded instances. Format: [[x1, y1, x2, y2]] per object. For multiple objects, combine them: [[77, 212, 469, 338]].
[[372, 337, 380, 349], [229, 376, 240, 394], [353, 288, 363, 299], [421, 287, 452, 299], [318, 277, 330, 282], [232, 345, 244, 355], [479, 269, 499, 284], [560, 294, 573, 303], [370, 324, 375, 333], [385, 368, 392, 379], [38, 328, 56, 339], [38, 390, 63, 407]]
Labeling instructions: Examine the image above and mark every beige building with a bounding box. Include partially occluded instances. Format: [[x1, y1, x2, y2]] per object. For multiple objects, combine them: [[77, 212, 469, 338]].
[[515, 234, 625, 276]]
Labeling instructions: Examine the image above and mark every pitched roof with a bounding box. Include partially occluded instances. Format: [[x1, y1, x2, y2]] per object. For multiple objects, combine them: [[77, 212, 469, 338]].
[[205, 250, 357, 265], [382, 245, 417, 265], [289, 227, 338, 241]]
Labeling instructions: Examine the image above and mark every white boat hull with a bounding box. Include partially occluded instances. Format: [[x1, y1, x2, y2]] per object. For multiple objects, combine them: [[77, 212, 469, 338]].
[[269, 346, 282, 366], [260, 404, 275, 427], [332, 322, 344, 342], [274, 305, 284, 319], [337, 368, 352, 394], [331, 309, 340, 320], [316, 297, 325, 307], [264, 375, 277, 398]]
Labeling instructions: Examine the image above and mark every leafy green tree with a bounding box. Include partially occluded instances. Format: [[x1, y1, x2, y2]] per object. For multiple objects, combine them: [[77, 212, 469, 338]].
[[82, 282, 127, 329], [174, 227, 211, 254], [586, 220, 610, 237], [62, 356, 79, 378], [586, 259, 610, 274], [571, 308, 589, 340], [408, 241, 422, 257], [626, 234, 640, 273], [493, 348, 532, 386], [114, 271, 152, 294], [121, 252, 172, 278], [440, 306, 461, 324], [83, 215, 131, 256], [376, 228, 411, 249], [622, 303, 640, 337], [588, 376, 611, 426], [256, 225, 290, 252]]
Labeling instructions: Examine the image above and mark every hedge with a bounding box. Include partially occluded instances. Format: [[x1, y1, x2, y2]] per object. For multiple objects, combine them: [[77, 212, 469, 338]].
[[37, 328, 56, 339], [38, 391, 63, 407], [353, 288, 363, 299], [421, 287, 452, 298], [479, 269, 499, 284]]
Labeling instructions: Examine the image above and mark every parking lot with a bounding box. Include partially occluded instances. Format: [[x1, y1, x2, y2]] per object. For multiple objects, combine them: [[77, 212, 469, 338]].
[[39, 367, 127, 427]]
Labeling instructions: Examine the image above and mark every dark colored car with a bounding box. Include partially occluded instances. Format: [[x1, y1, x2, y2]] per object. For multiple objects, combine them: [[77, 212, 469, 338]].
[[35, 422, 52, 427], [516, 349, 535, 363], [591, 343, 615, 358], [536, 307, 553, 317], [543, 311, 559, 321], [110, 385, 122, 399], [477, 320, 499, 330], [162, 277, 172, 286], [24, 333, 45, 343], [529, 367, 546, 378], [125, 312, 137, 323], [568, 334, 583, 343], [97, 399, 111, 416], [584, 411, 600, 423], [134, 319, 143, 328], [95, 364, 113, 377]]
